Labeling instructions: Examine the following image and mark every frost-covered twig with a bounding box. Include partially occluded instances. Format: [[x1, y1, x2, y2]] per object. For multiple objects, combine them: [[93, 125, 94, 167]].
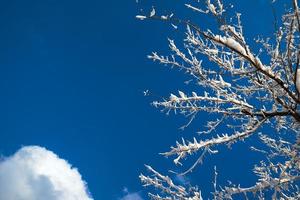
[[137, 0, 300, 199]]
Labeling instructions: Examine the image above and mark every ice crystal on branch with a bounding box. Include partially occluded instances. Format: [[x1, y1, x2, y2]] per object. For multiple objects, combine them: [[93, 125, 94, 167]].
[[137, 0, 300, 199]]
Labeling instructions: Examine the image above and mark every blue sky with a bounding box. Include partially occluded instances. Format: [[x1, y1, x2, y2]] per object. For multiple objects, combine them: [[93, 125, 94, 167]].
[[0, 0, 286, 199]]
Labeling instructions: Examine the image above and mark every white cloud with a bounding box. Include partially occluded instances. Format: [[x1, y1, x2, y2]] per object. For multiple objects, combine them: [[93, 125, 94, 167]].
[[120, 192, 143, 200], [119, 187, 143, 200], [0, 145, 93, 200]]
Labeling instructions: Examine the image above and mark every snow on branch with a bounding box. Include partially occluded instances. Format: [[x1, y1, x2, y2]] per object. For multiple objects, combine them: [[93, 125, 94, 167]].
[[139, 165, 203, 200], [161, 119, 265, 166], [137, 0, 300, 199]]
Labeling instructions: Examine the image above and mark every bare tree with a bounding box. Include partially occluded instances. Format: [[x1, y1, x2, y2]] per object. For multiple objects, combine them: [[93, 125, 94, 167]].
[[137, 0, 300, 199]]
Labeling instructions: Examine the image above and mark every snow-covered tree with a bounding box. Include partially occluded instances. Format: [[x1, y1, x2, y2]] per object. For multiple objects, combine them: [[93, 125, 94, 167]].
[[137, 0, 300, 199]]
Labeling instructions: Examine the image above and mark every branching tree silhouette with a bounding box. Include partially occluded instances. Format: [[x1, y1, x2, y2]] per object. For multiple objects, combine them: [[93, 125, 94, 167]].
[[137, 0, 300, 199]]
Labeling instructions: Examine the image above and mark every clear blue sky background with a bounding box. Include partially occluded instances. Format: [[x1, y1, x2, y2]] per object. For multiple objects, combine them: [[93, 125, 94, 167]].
[[0, 0, 286, 199]]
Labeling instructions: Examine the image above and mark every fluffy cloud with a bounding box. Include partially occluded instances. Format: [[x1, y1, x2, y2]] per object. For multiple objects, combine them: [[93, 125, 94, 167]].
[[0, 146, 93, 200], [120, 192, 143, 200], [119, 188, 143, 200]]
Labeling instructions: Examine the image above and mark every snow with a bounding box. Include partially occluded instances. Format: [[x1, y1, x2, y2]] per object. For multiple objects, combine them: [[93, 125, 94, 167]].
[[225, 37, 246, 55], [185, 4, 207, 13], [205, 49, 218, 54], [150, 8, 155, 17], [178, 90, 187, 99], [171, 24, 178, 29], [208, 2, 217, 15], [213, 35, 246, 55], [296, 68, 300, 94], [136, 15, 147, 20]]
